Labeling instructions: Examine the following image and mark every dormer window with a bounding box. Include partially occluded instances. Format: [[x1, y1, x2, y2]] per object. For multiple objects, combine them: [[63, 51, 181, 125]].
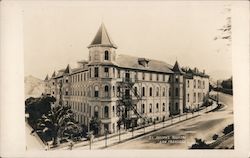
[[138, 58, 149, 67], [104, 50, 109, 60]]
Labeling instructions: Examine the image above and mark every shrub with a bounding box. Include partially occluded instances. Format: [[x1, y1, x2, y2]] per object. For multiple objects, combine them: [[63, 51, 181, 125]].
[[212, 134, 219, 140], [190, 138, 211, 149], [223, 124, 234, 135]]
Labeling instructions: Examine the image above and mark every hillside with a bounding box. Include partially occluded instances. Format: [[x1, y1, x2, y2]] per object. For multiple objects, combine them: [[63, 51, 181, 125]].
[[25, 75, 45, 99]]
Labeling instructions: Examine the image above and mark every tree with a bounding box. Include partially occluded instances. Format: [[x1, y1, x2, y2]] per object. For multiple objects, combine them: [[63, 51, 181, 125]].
[[25, 95, 56, 128], [223, 124, 234, 135], [36, 105, 81, 146], [117, 119, 122, 142], [89, 117, 101, 135]]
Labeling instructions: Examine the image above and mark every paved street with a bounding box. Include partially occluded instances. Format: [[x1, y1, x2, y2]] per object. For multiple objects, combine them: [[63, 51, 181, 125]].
[[110, 92, 233, 149], [60, 99, 218, 150]]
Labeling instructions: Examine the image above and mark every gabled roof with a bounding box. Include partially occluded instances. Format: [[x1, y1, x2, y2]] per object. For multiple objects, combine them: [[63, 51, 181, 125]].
[[52, 71, 56, 78], [44, 74, 49, 81], [88, 23, 117, 49], [64, 64, 71, 74], [116, 54, 173, 73], [172, 61, 184, 74]]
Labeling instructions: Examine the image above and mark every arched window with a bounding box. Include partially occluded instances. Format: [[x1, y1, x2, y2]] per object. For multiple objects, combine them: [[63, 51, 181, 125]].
[[142, 104, 145, 113], [156, 103, 159, 112], [149, 87, 152, 96], [134, 87, 137, 96], [104, 85, 109, 97], [162, 88, 165, 96], [94, 86, 99, 97], [149, 104, 152, 113], [113, 86, 115, 97], [104, 50, 109, 60], [142, 87, 145, 96], [156, 87, 159, 96], [112, 106, 115, 117], [94, 106, 99, 118], [104, 106, 109, 118]]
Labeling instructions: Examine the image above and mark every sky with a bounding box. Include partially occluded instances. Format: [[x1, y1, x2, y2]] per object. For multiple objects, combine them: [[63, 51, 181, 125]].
[[23, 1, 232, 80]]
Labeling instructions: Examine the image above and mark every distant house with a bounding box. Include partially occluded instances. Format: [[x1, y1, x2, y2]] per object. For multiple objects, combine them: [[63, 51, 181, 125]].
[[44, 23, 209, 135]]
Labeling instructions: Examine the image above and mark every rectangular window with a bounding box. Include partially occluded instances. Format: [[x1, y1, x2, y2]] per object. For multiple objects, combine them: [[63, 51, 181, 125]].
[[142, 72, 145, 80], [104, 67, 109, 77], [94, 67, 99, 78], [175, 76, 179, 82], [95, 91, 99, 97], [194, 79, 196, 88], [135, 71, 138, 80], [89, 68, 92, 78], [156, 74, 159, 81], [187, 93, 189, 102], [187, 80, 190, 88], [118, 69, 120, 78], [113, 68, 115, 78], [163, 75, 165, 81], [175, 88, 178, 97], [150, 73, 152, 80], [194, 93, 196, 102]]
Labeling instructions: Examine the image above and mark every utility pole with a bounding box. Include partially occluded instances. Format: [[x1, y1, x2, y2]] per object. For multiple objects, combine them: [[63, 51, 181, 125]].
[[105, 129, 108, 148], [217, 80, 219, 105]]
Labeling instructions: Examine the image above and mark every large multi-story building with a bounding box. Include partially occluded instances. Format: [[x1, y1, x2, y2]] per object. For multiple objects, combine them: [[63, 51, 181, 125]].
[[44, 23, 209, 135]]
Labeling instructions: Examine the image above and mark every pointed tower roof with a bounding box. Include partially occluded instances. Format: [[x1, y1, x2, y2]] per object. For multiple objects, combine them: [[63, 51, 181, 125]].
[[44, 74, 49, 81], [64, 64, 71, 74], [88, 23, 117, 49], [172, 61, 183, 74], [52, 71, 56, 78]]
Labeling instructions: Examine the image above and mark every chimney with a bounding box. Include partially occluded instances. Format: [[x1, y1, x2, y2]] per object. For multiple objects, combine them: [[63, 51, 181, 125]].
[[194, 67, 198, 73]]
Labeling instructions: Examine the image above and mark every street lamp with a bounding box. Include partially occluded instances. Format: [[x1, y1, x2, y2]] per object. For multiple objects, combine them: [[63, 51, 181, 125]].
[[143, 119, 146, 134], [117, 121, 121, 142], [87, 131, 93, 150], [179, 110, 181, 121], [162, 116, 165, 127], [153, 119, 156, 130], [132, 124, 134, 137]]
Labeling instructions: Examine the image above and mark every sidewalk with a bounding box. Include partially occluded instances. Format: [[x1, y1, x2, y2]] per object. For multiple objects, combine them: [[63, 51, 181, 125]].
[[58, 100, 218, 150]]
